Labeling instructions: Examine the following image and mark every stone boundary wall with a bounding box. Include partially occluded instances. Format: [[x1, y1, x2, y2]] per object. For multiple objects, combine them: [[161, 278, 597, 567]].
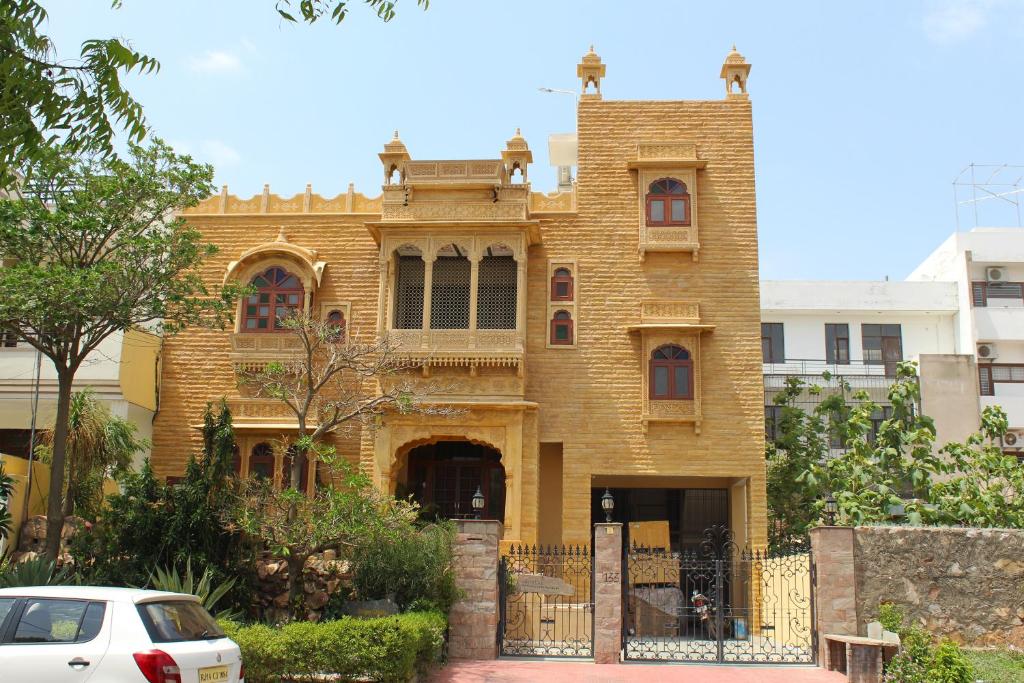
[[813, 526, 1024, 648], [448, 519, 502, 660]]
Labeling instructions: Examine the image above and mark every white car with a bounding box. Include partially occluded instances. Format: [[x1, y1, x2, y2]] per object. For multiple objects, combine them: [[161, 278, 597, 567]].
[[0, 586, 244, 682]]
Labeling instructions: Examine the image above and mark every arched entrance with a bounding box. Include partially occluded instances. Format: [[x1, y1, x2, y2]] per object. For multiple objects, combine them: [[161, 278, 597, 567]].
[[397, 440, 505, 522]]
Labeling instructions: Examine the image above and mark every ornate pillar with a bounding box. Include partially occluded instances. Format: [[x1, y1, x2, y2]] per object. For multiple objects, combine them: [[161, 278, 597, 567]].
[[504, 474, 515, 539], [515, 258, 526, 343], [468, 253, 481, 347], [421, 253, 435, 349], [376, 256, 389, 337]]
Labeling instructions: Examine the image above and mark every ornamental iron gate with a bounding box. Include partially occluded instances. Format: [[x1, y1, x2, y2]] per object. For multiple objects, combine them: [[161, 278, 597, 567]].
[[623, 526, 815, 664], [498, 544, 593, 657]]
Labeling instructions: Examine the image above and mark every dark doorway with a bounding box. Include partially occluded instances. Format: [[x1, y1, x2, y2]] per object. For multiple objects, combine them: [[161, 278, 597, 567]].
[[401, 441, 505, 521], [590, 487, 729, 553]]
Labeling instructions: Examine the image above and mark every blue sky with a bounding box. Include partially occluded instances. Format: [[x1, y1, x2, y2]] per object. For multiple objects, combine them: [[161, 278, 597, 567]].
[[43, 0, 1024, 280]]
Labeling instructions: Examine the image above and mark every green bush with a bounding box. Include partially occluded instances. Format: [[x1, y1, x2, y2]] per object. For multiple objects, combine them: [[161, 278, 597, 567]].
[[351, 521, 458, 612], [880, 604, 975, 683], [220, 611, 446, 683]]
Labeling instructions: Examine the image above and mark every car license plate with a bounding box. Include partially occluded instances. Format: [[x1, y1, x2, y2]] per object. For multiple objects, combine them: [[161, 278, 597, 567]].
[[199, 665, 230, 682]]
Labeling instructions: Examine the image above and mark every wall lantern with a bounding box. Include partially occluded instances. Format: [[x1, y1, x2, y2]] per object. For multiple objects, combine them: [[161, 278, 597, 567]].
[[471, 486, 485, 519], [824, 493, 839, 526], [601, 488, 615, 523]]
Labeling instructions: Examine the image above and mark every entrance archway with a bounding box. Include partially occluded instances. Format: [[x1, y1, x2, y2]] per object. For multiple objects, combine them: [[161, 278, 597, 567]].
[[397, 440, 505, 522]]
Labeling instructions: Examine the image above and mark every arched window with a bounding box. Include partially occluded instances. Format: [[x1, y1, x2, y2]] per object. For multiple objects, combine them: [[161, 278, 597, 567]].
[[241, 267, 304, 332], [650, 344, 693, 399], [326, 309, 346, 342], [281, 447, 310, 493], [393, 246, 425, 330], [645, 178, 691, 227], [551, 268, 574, 301], [249, 442, 275, 480], [550, 310, 573, 345]]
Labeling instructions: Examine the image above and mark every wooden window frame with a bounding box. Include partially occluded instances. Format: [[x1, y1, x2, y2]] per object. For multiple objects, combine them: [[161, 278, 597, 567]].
[[326, 309, 347, 342], [249, 442, 276, 480], [825, 323, 851, 365], [550, 310, 574, 345], [649, 344, 694, 400], [550, 268, 574, 301], [241, 266, 305, 333], [645, 178, 691, 227], [861, 323, 902, 375], [761, 323, 785, 364], [979, 363, 1024, 396]]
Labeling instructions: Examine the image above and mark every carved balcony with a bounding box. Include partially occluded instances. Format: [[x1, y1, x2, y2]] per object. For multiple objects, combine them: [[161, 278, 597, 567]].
[[386, 328, 524, 376], [229, 332, 305, 375]]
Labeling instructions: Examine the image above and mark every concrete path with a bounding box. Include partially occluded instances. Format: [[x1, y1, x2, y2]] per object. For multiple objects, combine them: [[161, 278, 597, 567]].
[[431, 659, 847, 682]]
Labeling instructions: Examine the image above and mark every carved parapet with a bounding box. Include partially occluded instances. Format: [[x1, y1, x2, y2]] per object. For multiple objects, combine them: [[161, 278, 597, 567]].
[[529, 189, 576, 214], [379, 201, 528, 222], [640, 300, 701, 324], [229, 332, 305, 375], [404, 160, 503, 185], [387, 328, 524, 376], [181, 188, 382, 215]]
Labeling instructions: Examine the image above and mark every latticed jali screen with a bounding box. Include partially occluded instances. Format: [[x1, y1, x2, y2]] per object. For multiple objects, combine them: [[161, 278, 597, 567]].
[[394, 255, 425, 329], [431, 256, 471, 329], [477, 255, 517, 329]]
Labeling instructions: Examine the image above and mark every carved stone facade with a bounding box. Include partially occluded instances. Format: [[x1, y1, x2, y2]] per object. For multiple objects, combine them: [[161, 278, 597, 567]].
[[151, 46, 766, 548]]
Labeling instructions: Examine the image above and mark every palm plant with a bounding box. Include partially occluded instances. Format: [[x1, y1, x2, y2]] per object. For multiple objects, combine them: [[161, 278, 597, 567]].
[[0, 555, 75, 587], [148, 558, 242, 621], [0, 460, 14, 541], [37, 389, 147, 518]]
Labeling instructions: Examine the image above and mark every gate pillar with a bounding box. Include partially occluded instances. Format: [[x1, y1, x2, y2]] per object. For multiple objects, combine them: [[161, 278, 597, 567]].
[[809, 526, 859, 665], [594, 522, 623, 664], [450, 519, 502, 660]]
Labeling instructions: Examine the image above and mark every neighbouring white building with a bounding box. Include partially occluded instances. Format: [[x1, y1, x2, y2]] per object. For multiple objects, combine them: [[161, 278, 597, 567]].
[[908, 227, 1024, 444], [763, 226, 1024, 455], [0, 329, 161, 462]]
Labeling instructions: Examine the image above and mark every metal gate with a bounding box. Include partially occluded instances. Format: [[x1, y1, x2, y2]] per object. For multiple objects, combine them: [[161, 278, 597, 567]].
[[623, 526, 815, 664], [498, 544, 593, 657]]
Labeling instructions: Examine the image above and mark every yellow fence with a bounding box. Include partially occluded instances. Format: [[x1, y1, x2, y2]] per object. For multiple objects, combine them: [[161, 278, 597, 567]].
[[0, 453, 119, 557]]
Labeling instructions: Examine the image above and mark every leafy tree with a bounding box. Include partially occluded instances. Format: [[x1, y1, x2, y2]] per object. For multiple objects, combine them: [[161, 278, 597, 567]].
[[0, 1, 429, 189], [0, 141, 239, 561], [933, 405, 1024, 527], [274, 0, 429, 25], [0, 0, 158, 188], [74, 401, 252, 610], [36, 389, 147, 520], [768, 362, 1024, 545]]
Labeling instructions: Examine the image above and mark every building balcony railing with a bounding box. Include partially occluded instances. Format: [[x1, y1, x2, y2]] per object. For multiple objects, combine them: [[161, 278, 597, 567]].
[[763, 358, 895, 377], [387, 328, 524, 374], [229, 332, 304, 374]]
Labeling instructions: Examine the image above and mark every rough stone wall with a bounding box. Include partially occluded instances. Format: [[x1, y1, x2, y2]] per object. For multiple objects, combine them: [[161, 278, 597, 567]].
[[852, 526, 1024, 647], [528, 97, 766, 544], [449, 520, 501, 659]]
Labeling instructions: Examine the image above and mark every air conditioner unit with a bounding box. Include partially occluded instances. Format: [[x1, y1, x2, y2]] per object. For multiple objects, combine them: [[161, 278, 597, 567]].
[[1004, 431, 1022, 447], [978, 343, 999, 360], [987, 266, 1007, 282]]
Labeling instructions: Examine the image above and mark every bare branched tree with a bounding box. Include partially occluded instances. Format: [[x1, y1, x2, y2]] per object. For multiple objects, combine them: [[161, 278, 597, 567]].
[[234, 312, 457, 612]]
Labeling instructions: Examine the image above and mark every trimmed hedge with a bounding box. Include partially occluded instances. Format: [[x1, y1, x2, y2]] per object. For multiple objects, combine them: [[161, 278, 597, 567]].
[[220, 611, 446, 683]]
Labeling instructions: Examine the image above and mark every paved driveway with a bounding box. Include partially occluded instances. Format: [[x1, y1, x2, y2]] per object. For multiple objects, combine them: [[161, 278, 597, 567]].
[[431, 659, 846, 682]]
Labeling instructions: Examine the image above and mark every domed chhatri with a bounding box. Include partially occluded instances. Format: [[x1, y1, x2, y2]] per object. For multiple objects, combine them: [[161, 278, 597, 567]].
[[720, 44, 752, 96], [577, 45, 606, 99]]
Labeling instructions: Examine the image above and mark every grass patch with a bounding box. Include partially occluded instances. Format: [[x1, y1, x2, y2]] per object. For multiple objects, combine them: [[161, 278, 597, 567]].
[[966, 649, 1024, 683]]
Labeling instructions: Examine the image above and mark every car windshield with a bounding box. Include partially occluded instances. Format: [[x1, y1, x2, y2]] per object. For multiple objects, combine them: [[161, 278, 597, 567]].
[[136, 600, 225, 643]]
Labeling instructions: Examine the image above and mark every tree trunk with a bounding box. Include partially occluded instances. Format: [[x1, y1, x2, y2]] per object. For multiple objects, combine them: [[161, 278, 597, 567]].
[[286, 551, 305, 618], [61, 450, 75, 518], [44, 369, 73, 562]]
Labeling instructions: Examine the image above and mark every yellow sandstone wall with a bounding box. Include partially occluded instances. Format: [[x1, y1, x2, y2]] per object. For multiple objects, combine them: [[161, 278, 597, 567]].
[[524, 97, 766, 546], [151, 81, 766, 550]]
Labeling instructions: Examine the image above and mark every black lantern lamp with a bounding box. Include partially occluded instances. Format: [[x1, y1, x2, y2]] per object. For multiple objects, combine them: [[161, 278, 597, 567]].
[[601, 488, 615, 523], [824, 493, 839, 526], [471, 486, 485, 519]]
